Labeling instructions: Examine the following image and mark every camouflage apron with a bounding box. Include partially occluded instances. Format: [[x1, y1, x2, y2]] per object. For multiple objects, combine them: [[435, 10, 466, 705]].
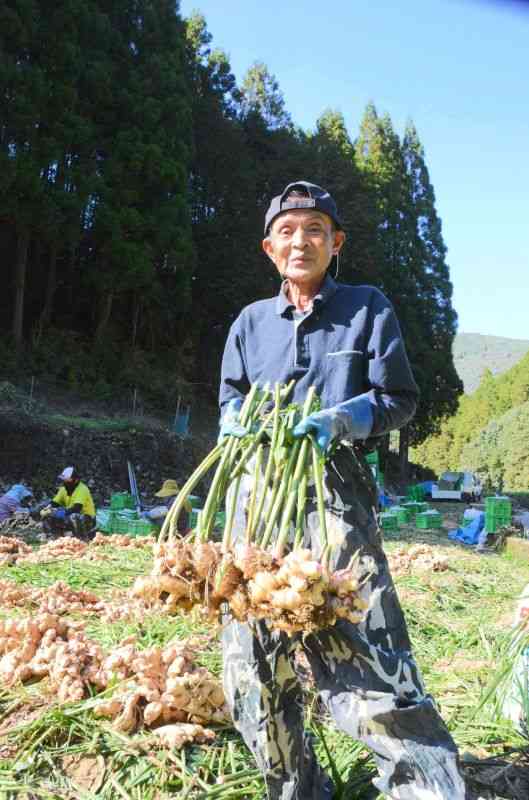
[[222, 445, 467, 799]]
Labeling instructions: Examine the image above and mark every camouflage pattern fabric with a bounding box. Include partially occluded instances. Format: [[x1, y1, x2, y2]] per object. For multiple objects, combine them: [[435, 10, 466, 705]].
[[222, 445, 467, 799]]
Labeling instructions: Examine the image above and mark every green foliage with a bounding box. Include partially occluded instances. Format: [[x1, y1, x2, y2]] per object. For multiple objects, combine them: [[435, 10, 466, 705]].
[[460, 401, 529, 490], [354, 106, 462, 444], [1, 4, 460, 447], [413, 351, 529, 484], [241, 61, 292, 130], [1, 527, 528, 796]]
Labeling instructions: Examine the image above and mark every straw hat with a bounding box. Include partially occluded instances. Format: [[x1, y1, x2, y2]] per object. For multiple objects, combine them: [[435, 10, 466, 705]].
[[155, 479, 180, 498]]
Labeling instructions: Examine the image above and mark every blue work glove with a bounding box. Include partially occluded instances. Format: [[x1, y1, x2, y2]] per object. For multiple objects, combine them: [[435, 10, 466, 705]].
[[292, 396, 374, 452], [53, 508, 67, 520], [218, 397, 247, 442]]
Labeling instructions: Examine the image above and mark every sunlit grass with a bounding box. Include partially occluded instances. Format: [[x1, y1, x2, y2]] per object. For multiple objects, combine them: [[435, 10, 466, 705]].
[[0, 528, 527, 798]]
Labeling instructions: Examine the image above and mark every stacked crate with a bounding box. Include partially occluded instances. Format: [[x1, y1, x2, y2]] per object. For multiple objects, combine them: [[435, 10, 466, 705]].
[[402, 501, 428, 519], [406, 484, 426, 502], [99, 493, 158, 536], [391, 506, 411, 525], [485, 496, 512, 533], [110, 492, 135, 511], [415, 510, 443, 529], [379, 511, 399, 531]]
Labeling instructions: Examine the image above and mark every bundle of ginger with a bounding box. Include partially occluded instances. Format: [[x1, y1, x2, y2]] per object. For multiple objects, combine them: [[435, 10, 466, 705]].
[[132, 541, 369, 636], [149, 384, 372, 636]]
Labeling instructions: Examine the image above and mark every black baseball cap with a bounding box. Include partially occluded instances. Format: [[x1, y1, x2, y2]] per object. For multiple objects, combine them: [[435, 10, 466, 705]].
[[264, 181, 343, 235]]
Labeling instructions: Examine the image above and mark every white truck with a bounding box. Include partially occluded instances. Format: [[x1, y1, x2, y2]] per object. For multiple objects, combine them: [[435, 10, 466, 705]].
[[431, 471, 482, 502]]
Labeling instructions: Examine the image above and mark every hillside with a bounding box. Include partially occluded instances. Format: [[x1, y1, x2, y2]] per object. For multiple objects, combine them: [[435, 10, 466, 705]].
[[412, 348, 529, 489], [454, 333, 529, 393]]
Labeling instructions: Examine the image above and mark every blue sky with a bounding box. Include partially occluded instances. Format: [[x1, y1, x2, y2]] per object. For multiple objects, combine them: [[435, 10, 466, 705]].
[[181, 0, 528, 340]]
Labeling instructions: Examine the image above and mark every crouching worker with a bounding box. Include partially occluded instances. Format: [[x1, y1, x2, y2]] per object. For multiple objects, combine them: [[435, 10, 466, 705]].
[[0, 484, 33, 524], [42, 467, 96, 540], [145, 479, 191, 534]]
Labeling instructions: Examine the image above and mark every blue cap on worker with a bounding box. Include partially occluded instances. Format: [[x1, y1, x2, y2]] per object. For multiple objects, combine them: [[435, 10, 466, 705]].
[[264, 181, 343, 235]]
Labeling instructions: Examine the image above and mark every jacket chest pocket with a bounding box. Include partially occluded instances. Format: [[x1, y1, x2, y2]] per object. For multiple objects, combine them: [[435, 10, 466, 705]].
[[324, 350, 366, 406]]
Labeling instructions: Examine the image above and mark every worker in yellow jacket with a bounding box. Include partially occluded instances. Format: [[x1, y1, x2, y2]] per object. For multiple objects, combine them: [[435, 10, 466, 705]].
[[43, 466, 96, 540]]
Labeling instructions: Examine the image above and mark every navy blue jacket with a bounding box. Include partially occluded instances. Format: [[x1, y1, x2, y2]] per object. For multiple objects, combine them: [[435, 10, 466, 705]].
[[219, 275, 419, 439]]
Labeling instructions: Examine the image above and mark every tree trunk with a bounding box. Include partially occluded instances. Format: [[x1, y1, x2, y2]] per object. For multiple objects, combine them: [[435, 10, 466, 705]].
[[94, 291, 114, 341], [13, 228, 30, 351], [399, 425, 409, 483], [131, 295, 141, 348], [39, 241, 59, 328], [378, 433, 390, 472]]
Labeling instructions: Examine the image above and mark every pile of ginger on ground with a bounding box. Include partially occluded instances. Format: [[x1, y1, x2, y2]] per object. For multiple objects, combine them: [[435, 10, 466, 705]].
[[387, 543, 450, 577], [0, 513, 370, 748], [0, 533, 230, 748], [0, 613, 228, 747]]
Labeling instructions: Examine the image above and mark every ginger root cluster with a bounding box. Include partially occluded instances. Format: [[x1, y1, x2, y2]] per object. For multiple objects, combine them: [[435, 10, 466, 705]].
[[133, 541, 369, 635]]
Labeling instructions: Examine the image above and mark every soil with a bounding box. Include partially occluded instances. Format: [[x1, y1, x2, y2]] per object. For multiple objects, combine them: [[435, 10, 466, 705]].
[[0, 399, 218, 507]]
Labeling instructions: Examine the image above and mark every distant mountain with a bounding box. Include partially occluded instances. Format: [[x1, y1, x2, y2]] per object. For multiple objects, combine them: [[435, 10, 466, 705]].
[[453, 333, 529, 394]]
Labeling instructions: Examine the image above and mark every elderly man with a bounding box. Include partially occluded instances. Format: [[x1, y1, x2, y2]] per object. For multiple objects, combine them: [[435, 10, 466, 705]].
[[218, 182, 469, 800]]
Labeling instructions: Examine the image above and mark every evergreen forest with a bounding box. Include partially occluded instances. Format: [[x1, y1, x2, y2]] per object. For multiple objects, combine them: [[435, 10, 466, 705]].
[[1, 1, 463, 451], [412, 352, 529, 490]]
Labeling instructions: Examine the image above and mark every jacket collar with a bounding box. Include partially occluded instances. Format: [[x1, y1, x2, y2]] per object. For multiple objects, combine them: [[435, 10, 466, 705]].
[[275, 273, 339, 317]]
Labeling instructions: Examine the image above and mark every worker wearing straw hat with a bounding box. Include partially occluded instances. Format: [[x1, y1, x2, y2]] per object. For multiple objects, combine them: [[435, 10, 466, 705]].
[[218, 182, 469, 800], [145, 479, 191, 534]]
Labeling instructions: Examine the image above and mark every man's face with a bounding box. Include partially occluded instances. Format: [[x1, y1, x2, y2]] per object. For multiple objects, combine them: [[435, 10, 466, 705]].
[[262, 210, 345, 288]]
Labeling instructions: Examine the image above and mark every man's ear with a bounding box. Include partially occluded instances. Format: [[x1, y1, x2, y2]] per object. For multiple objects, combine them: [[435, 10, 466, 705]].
[[332, 230, 346, 254], [262, 237, 276, 263]]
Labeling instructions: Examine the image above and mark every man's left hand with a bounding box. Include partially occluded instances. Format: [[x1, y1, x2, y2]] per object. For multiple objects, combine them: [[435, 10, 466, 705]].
[[293, 409, 339, 452], [293, 397, 374, 452]]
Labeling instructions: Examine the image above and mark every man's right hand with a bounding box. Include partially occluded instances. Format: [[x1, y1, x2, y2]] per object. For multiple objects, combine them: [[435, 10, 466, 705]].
[[218, 397, 247, 442]]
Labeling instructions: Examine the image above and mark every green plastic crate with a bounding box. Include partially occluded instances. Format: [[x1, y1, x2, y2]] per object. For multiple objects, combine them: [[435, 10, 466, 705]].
[[416, 511, 442, 529], [366, 451, 379, 466], [379, 512, 398, 531], [485, 514, 511, 533], [189, 508, 203, 529], [110, 513, 156, 536], [109, 512, 136, 534], [486, 510, 512, 522], [392, 506, 411, 524], [214, 511, 226, 530], [110, 492, 135, 511], [406, 485, 425, 502], [189, 508, 225, 531], [127, 518, 158, 537], [402, 501, 428, 517], [485, 496, 511, 514], [188, 495, 202, 509]]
